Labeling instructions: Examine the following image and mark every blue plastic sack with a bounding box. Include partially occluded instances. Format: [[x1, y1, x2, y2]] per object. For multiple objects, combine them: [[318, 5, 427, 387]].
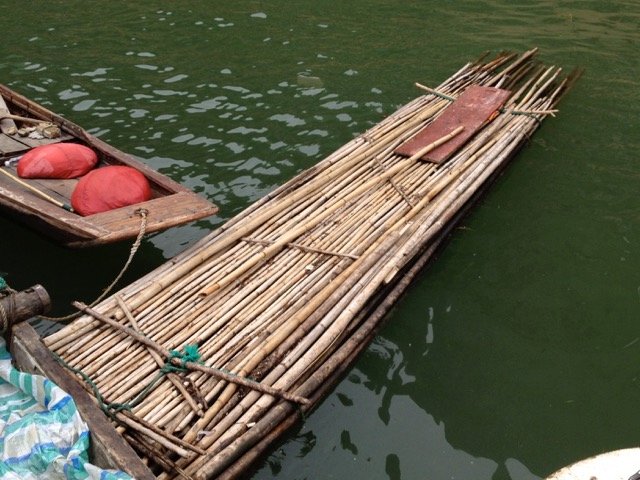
[[0, 338, 131, 480]]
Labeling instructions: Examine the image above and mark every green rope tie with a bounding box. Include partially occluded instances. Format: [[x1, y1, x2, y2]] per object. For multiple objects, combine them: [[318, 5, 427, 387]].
[[499, 107, 543, 124], [163, 344, 202, 373], [428, 90, 456, 102], [54, 344, 203, 418], [0, 277, 8, 291], [165, 345, 260, 383]]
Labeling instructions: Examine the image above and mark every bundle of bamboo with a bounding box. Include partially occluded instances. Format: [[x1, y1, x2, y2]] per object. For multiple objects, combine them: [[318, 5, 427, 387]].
[[43, 49, 578, 479]]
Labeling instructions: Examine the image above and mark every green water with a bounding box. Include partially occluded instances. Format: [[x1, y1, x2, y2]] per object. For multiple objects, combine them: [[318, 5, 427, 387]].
[[1, 2, 639, 479]]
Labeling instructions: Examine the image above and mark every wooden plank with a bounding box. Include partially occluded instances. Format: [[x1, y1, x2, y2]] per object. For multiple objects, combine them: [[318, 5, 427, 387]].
[[2, 165, 78, 203], [0, 95, 68, 152], [14, 132, 74, 149], [27, 177, 78, 201], [395, 85, 511, 163], [83, 191, 218, 246], [0, 176, 109, 242], [0, 285, 50, 324], [0, 93, 17, 135], [10, 322, 156, 480], [0, 134, 28, 156]]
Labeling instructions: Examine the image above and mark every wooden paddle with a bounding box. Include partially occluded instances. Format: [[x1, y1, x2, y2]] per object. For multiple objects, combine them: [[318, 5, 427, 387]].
[[0, 167, 73, 212]]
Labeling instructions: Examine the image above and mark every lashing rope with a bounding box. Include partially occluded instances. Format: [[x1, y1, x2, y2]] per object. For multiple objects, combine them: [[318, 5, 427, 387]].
[[42, 208, 148, 322], [53, 343, 202, 418]]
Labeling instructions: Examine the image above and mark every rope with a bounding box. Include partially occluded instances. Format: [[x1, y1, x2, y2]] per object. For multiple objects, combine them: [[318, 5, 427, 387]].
[[0, 277, 16, 335], [162, 344, 202, 373], [43, 209, 148, 322], [0, 302, 9, 334], [53, 343, 202, 418]]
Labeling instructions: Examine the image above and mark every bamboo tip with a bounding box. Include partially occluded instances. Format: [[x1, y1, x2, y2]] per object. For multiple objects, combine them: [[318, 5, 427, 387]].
[[72, 300, 87, 310]]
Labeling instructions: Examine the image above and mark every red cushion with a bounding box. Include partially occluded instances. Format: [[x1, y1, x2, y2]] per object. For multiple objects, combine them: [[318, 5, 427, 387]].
[[17, 143, 98, 179], [71, 166, 152, 216]]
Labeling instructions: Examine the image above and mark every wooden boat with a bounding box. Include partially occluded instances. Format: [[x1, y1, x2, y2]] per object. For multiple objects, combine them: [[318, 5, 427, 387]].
[[0, 84, 218, 247]]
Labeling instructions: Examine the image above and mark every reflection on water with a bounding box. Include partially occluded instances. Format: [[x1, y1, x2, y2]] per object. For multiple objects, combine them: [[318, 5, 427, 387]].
[[261, 370, 501, 480], [2, 1, 640, 478], [257, 341, 546, 480]]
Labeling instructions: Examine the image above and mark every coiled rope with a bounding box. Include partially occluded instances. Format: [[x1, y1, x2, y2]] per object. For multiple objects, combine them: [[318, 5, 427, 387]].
[[0, 279, 16, 335]]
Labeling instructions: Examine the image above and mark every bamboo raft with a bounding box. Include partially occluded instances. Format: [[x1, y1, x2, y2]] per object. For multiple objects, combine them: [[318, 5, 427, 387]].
[[28, 50, 578, 478]]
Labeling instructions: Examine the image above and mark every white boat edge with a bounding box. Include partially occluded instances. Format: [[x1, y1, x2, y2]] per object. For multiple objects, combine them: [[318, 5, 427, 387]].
[[546, 448, 640, 480]]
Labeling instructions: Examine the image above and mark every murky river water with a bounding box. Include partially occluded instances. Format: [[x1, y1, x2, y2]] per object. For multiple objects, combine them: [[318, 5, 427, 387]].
[[1, 2, 639, 479]]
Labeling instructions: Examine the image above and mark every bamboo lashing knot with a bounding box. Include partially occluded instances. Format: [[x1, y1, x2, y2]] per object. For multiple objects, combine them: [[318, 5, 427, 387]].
[[164, 344, 202, 372], [414, 82, 456, 101], [115, 293, 206, 417], [72, 301, 311, 406], [361, 133, 374, 144], [53, 351, 207, 458], [55, 343, 203, 418]]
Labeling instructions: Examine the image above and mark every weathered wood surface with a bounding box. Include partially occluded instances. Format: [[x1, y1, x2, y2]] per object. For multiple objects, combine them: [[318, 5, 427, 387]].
[[2, 164, 79, 201], [0, 133, 27, 155], [0, 83, 218, 247], [10, 322, 156, 480], [0, 285, 50, 327], [85, 191, 217, 245], [0, 168, 108, 242], [395, 85, 511, 163]]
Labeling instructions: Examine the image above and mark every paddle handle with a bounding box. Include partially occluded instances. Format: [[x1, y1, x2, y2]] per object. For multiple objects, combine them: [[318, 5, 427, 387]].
[[0, 168, 73, 212], [0, 113, 50, 125]]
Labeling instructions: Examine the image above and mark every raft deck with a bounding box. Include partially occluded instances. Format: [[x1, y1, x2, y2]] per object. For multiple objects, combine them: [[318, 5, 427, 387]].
[[33, 50, 578, 479]]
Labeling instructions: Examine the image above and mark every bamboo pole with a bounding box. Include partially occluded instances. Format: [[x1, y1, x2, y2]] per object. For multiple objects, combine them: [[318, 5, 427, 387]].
[[189, 94, 556, 480], [0, 168, 73, 211], [72, 302, 310, 406], [198, 126, 464, 296], [189, 94, 556, 464], [115, 295, 204, 417]]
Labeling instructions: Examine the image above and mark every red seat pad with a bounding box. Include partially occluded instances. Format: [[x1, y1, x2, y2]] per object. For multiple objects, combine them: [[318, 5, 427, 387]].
[[71, 165, 152, 216], [17, 143, 98, 179]]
